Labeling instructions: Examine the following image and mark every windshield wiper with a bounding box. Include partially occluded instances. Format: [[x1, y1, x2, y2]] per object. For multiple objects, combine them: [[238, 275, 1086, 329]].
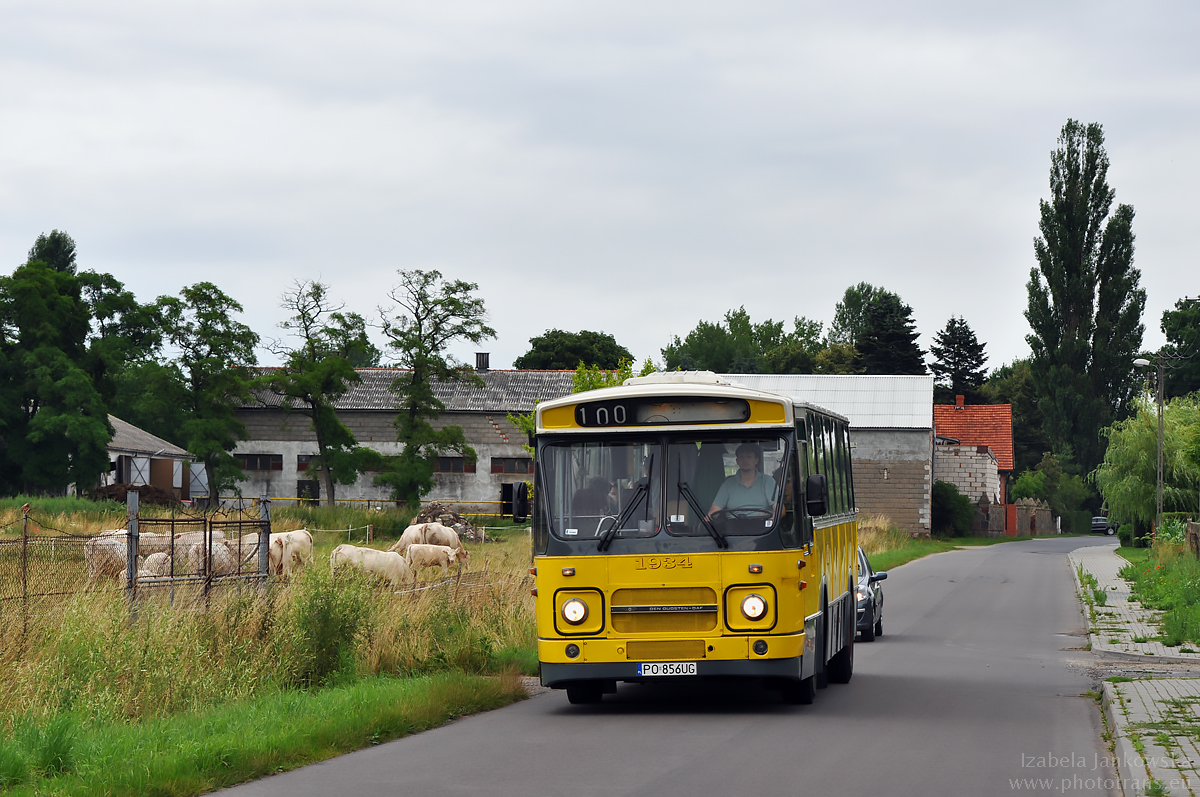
[[677, 481, 728, 549], [598, 454, 654, 552]]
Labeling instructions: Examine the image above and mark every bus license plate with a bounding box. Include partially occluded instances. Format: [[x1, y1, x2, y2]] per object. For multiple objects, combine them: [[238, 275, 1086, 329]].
[[637, 661, 697, 677]]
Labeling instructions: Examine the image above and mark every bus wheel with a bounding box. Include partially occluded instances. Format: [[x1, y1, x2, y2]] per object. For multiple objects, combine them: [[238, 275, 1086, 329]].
[[816, 603, 829, 689], [828, 605, 854, 684], [566, 682, 604, 705], [780, 676, 816, 705]]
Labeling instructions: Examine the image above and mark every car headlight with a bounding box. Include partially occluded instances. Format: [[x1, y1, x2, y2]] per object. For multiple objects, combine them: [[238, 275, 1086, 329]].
[[741, 593, 768, 620], [856, 588, 870, 604], [561, 598, 589, 625]]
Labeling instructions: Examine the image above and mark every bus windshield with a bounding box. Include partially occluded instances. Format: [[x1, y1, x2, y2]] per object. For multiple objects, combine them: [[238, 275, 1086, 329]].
[[665, 435, 790, 537], [539, 434, 792, 542], [541, 439, 661, 541]]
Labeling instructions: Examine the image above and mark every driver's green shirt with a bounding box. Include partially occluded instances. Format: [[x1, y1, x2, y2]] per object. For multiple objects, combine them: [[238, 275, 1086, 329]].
[[712, 471, 777, 511]]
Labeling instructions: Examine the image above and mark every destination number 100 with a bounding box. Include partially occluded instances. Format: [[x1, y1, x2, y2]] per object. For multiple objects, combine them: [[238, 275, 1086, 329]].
[[576, 403, 630, 427]]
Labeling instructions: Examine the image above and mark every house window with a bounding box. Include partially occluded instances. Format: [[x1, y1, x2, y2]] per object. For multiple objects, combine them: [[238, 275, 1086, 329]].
[[491, 457, 532, 475], [237, 454, 283, 471], [434, 457, 476, 474], [297, 454, 313, 472]]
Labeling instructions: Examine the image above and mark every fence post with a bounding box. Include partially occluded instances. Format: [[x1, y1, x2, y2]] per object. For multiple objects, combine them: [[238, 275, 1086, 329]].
[[259, 495, 271, 591], [21, 505, 29, 634], [127, 489, 139, 610]]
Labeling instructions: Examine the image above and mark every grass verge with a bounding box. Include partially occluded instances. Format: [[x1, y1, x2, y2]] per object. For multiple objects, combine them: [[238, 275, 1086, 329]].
[[0, 672, 527, 797], [1116, 542, 1200, 646]]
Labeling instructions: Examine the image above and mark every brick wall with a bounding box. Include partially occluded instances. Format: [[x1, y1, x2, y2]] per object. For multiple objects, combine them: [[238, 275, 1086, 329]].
[[934, 444, 1000, 505], [852, 458, 931, 535]]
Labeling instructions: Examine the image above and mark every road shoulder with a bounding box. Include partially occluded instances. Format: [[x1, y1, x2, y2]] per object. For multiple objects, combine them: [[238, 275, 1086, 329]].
[[1071, 544, 1200, 796]]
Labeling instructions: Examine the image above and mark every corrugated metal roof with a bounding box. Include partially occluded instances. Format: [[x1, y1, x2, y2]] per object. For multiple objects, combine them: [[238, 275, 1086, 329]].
[[718, 374, 934, 429], [108, 415, 190, 458], [248, 369, 576, 414]]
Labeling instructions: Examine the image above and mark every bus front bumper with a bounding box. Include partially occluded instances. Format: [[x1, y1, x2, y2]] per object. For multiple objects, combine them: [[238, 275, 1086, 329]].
[[541, 656, 803, 688]]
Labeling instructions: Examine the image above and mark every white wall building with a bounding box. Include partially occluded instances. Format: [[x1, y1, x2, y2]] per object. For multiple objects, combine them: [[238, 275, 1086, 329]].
[[722, 374, 935, 535], [233, 369, 574, 510]]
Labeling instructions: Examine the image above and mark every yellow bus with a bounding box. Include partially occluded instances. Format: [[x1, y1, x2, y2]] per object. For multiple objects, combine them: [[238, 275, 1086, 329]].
[[531, 372, 858, 704]]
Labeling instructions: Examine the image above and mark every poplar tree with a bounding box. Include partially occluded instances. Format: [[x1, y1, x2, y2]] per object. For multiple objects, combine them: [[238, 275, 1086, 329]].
[[930, 316, 987, 403], [1025, 119, 1145, 473]]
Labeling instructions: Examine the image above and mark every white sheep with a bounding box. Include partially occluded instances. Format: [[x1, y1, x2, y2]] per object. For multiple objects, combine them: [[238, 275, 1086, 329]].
[[330, 544, 412, 587], [405, 543, 469, 577]]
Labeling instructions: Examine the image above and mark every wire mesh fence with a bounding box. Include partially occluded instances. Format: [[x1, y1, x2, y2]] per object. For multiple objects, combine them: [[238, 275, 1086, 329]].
[[0, 500, 272, 625]]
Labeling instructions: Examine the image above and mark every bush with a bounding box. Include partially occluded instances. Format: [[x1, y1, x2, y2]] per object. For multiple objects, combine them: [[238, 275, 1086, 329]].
[[281, 565, 374, 688], [932, 481, 973, 537]]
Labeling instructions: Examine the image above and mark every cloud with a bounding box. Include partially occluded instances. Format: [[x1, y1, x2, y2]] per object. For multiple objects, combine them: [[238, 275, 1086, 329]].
[[1, 0, 1196, 372]]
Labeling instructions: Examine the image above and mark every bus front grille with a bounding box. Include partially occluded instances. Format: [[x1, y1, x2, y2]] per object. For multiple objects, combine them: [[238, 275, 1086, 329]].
[[611, 587, 718, 633]]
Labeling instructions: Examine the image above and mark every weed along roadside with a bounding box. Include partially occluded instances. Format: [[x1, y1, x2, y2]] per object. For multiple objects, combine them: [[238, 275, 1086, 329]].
[[1070, 540, 1200, 796], [0, 498, 538, 796]]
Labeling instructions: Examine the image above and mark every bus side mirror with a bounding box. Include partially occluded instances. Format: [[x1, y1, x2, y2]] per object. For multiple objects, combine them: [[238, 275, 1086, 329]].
[[513, 480, 530, 524], [805, 474, 828, 517]]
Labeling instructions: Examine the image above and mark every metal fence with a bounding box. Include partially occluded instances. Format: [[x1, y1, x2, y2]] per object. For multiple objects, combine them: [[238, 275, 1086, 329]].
[[0, 492, 272, 626]]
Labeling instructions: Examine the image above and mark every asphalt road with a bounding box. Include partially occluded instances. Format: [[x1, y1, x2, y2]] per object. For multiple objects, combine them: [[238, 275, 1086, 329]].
[[221, 537, 1121, 797]]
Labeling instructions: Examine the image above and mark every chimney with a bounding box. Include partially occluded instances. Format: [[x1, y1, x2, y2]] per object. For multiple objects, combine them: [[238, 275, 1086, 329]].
[[955, 395, 965, 408], [475, 352, 490, 373]]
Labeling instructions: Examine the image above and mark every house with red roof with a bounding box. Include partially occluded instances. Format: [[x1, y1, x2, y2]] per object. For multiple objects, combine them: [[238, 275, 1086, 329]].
[[933, 396, 1015, 530]]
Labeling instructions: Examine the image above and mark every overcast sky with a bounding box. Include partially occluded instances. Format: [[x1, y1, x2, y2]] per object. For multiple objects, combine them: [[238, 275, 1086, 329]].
[[2, 1, 1197, 372]]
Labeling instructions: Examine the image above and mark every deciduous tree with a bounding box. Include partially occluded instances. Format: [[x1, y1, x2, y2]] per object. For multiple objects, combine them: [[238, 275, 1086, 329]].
[[1026, 119, 1146, 473], [159, 283, 259, 506], [1161, 298, 1200, 398], [981, 359, 1051, 474], [375, 270, 494, 507], [0, 249, 112, 495], [513, 329, 632, 370], [265, 280, 382, 505], [662, 308, 821, 374]]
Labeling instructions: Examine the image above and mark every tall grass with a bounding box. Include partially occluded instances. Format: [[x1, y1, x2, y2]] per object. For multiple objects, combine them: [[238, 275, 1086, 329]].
[[1119, 541, 1200, 646], [857, 514, 914, 556]]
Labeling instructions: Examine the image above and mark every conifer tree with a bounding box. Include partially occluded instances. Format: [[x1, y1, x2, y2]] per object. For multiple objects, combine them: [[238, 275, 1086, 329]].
[[856, 293, 926, 375], [1025, 119, 1145, 473], [930, 316, 987, 403]]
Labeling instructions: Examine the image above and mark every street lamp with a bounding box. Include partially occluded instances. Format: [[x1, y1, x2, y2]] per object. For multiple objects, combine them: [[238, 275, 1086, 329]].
[[1133, 356, 1164, 536]]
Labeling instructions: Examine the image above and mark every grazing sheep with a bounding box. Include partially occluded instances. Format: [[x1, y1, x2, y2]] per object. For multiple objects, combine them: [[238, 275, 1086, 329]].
[[84, 535, 131, 587], [404, 543, 470, 577], [139, 551, 173, 578], [268, 530, 313, 576], [330, 544, 412, 588], [421, 522, 463, 551], [180, 541, 239, 577], [388, 524, 427, 556]]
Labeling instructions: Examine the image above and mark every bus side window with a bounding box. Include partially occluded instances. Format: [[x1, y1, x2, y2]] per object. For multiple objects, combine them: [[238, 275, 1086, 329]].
[[841, 423, 856, 513], [532, 461, 549, 554], [797, 419, 814, 546], [777, 444, 800, 548]]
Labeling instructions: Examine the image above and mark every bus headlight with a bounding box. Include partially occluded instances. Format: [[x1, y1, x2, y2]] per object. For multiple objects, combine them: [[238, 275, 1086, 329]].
[[741, 594, 768, 620], [561, 598, 589, 625]]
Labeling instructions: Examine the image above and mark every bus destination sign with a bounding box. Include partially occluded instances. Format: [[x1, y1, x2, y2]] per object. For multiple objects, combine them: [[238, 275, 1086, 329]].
[[574, 397, 751, 427]]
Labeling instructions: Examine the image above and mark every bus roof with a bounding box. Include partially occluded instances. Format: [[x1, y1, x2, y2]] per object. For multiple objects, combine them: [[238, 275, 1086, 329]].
[[535, 372, 849, 432]]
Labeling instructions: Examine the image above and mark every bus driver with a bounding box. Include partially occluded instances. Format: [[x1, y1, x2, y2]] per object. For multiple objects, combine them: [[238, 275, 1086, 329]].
[[708, 442, 776, 518]]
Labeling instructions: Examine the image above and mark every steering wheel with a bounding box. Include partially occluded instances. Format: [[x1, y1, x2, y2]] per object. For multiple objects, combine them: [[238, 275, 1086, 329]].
[[711, 507, 773, 521]]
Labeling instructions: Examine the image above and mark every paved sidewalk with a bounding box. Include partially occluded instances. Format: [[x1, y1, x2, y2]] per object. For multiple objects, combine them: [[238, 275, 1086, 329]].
[[1069, 544, 1200, 662], [1104, 678, 1200, 797], [1070, 544, 1200, 795]]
